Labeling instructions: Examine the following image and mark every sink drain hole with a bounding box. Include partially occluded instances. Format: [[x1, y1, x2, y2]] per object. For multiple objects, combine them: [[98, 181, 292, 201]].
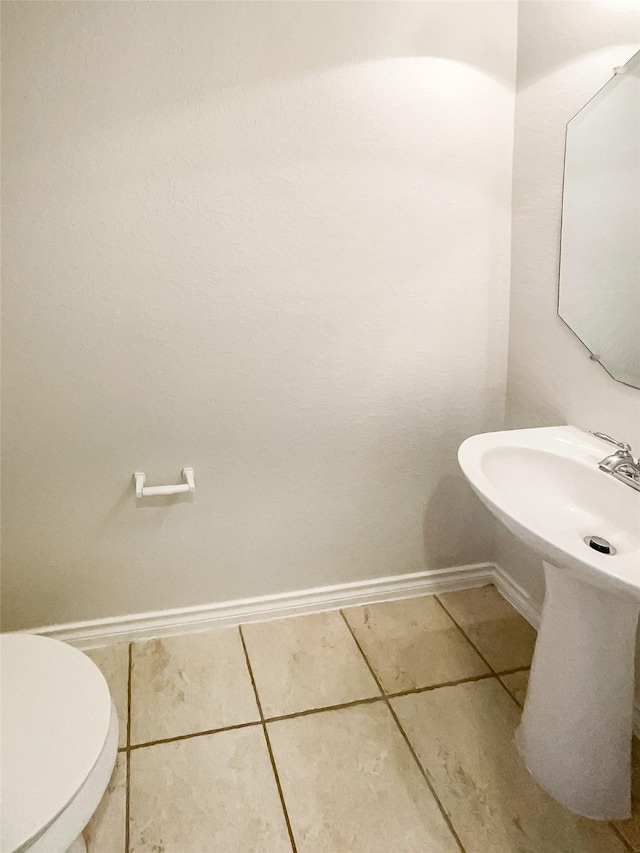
[[583, 535, 616, 555]]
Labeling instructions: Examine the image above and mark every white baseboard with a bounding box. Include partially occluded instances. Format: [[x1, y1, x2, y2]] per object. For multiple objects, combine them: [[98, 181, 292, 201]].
[[28, 561, 495, 649], [20, 559, 640, 739], [492, 564, 542, 629]]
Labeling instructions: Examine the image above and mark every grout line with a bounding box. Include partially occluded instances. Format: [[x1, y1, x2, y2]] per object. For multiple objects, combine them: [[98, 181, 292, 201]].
[[239, 626, 298, 853], [339, 610, 466, 853], [266, 695, 383, 724], [495, 667, 531, 709], [261, 723, 299, 853], [495, 665, 531, 677], [125, 642, 132, 853], [494, 672, 527, 709], [496, 671, 530, 710], [434, 595, 530, 710], [387, 672, 500, 699], [610, 822, 635, 852], [496, 680, 525, 710], [128, 674, 529, 753], [125, 668, 531, 753], [123, 671, 533, 753], [237, 626, 264, 719], [129, 719, 262, 750], [433, 595, 496, 674]]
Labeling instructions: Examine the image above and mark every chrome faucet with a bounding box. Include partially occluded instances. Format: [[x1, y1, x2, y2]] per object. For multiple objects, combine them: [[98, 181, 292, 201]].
[[590, 432, 640, 492]]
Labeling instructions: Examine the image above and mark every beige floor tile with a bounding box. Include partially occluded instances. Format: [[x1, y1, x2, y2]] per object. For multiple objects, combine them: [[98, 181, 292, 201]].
[[500, 669, 530, 707], [130, 629, 259, 744], [242, 611, 381, 717], [613, 736, 640, 851], [129, 726, 291, 853], [84, 643, 129, 748], [84, 754, 126, 853], [267, 702, 459, 853], [392, 680, 626, 853], [343, 595, 489, 693], [438, 585, 537, 671]]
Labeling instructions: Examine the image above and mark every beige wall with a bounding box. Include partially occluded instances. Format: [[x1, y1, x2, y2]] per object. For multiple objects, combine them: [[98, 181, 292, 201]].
[[1, 2, 517, 630], [499, 0, 640, 606]]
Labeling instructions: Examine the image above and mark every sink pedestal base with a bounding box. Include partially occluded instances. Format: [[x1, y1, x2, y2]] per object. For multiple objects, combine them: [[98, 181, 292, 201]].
[[516, 561, 640, 820]]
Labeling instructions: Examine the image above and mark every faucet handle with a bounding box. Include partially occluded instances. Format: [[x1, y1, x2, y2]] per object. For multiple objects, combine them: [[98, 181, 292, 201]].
[[590, 431, 632, 453]]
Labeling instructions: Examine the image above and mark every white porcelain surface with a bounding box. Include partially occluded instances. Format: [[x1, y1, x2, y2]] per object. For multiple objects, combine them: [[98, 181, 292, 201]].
[[458, 425, 640, 820], [83, 755, 127, 853], [84, 643, 129, 749], [28, 706, 118, 853], [0, 634, 114, 852], [614, 737, 640, 850], [458, 425, 640, 596], [518, 563, 640, 819]]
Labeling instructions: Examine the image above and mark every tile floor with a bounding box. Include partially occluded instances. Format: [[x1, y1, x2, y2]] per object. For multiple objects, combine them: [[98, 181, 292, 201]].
[[82, 584, 640, 852]]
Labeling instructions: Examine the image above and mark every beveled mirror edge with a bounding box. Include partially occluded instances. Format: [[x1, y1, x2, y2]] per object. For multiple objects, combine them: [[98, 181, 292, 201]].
[[556, 47, 640, 391]]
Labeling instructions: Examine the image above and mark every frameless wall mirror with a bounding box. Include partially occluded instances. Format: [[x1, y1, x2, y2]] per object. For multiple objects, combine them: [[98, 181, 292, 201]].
[[558, 49, 640, 389]]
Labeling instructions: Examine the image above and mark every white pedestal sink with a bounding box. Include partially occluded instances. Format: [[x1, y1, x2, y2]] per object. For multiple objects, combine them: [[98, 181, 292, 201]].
[[458, 426, 640, 820]]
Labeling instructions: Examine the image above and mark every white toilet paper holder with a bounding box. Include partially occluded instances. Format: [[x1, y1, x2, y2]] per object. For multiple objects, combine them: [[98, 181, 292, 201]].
[[134, 467, 195, 498]]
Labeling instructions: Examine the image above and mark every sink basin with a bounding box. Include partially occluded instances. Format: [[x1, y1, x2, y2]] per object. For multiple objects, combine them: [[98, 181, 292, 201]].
[[458, 425, 640, 820], [458, 425, 640, 596]]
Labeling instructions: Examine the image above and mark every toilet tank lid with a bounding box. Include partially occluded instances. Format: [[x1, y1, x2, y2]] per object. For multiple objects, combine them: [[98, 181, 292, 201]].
[[0, 633, 113, 853]]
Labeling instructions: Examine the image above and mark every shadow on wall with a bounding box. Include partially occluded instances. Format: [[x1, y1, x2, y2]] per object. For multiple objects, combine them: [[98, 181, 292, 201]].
[[516, 0, 640, 89], [504, 377, 569, 433], [422, 473, 496, 569], [5, 0, 515, 137]]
